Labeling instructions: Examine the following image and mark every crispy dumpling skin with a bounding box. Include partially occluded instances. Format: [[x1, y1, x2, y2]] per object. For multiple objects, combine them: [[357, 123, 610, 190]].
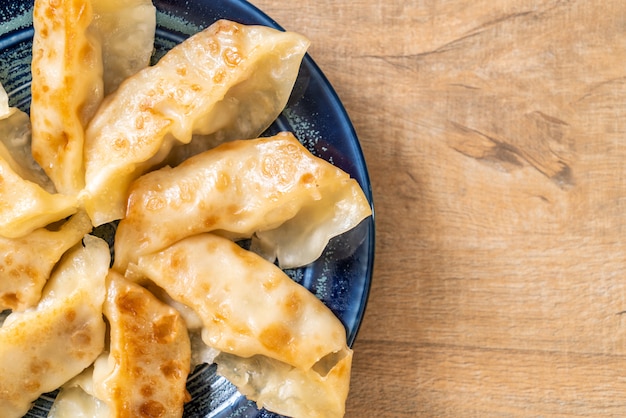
[[30, 0, 104, 195], [216, 350, 352, 418], [81, 19, 309, 226], [0, 235, 109, 418], [114, 132, 372, 271], [0, 211, 92, 311], [92, 272, 191, 418], [128, 233, 351, 372]]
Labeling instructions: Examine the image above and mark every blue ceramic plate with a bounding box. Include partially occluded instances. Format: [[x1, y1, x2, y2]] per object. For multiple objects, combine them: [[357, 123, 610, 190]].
[[0, 1, 375, 417]]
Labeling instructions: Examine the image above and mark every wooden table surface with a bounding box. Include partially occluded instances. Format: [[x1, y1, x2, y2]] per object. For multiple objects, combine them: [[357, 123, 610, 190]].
[[252, 0, 626, 416]]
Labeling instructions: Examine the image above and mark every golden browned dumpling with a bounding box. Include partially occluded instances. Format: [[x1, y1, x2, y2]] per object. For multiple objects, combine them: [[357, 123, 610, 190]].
[[128, 232, 353, 417], [129, 233, 350, 370], [30, 0, 104, 195], [92, 272, 191, 418], [81, 19, 309, 226], [0, 211, 92, 311], [0, 235, 110, 418], [114, 132, 372, 271]]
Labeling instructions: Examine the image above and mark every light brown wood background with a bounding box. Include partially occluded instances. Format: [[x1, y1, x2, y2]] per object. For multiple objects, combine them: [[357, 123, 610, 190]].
[[252, 0, 626, 416]]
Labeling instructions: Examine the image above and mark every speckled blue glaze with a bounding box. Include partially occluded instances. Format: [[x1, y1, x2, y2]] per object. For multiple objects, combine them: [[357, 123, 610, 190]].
[[1, 1, 374, 417]]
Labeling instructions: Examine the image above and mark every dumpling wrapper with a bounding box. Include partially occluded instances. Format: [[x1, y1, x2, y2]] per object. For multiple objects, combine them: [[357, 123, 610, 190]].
[[92, 271, 191, 418], [0, 211, 92, 311], [81, 19, 309, 226], [0, 144, 78, 238], [0, 82, 53, 193], [216, 351, 352, 418], [90, 0, 156, 95], [48, 363, 111, 418], [30, 0, 104, 195], [114, 132, 372, 271], [0, 80, 75, 238], [128, 233, 352, 372], [0, 234, 109, 418]]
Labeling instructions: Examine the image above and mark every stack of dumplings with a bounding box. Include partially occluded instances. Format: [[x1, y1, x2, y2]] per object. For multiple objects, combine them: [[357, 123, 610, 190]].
[[0, 1, 372, 418]]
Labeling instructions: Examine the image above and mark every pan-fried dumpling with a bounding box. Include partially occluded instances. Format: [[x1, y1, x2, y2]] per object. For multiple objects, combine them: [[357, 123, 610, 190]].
[[215, 350, 352, 418], [81, 19, 309, 226], [114, 132, 372, 271], [90, 0, 156, 95], [0, 143, 78, 238], [129, 233, 353, 417], [0, 211, 92, 311], [30, 0, 104, 195], [92, 272, 191, 417], [128, 233, 352, 372], [0, 234, 109, 418]]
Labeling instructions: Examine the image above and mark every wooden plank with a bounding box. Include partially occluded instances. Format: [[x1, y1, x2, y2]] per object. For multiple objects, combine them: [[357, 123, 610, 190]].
[[253, 1, 626, 416]]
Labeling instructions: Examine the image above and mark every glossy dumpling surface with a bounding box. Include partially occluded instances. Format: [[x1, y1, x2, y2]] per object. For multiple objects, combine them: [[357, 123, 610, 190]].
[[0, 235, 109, 418], [114, 132, 372, 270], [82, 19, 309, 226]]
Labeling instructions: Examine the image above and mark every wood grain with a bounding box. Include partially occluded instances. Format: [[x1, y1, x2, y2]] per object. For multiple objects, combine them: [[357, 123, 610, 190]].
[[253, 0, 626, 416]]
